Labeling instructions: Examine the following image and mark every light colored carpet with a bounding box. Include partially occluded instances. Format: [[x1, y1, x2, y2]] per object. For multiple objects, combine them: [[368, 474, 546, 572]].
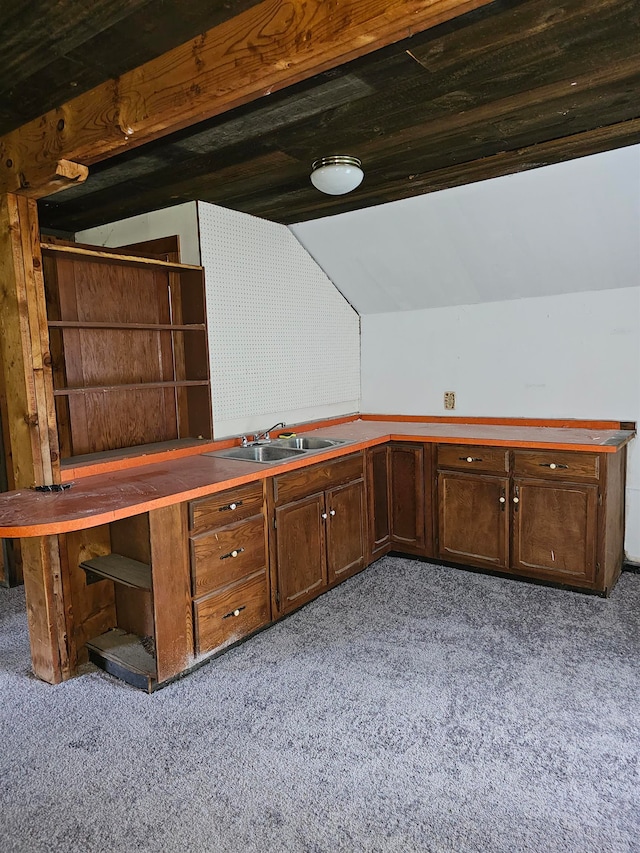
[[1, 556, 639, 853]]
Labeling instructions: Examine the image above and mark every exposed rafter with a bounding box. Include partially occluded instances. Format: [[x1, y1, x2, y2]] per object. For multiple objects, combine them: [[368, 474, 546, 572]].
[[0, 0, 494, 197]]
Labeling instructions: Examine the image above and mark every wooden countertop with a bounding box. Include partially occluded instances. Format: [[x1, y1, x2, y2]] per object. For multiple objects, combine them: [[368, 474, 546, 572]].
[[0, 417, 633, 538]]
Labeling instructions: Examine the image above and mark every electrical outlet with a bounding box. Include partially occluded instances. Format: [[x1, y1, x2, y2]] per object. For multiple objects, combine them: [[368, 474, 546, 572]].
[[444, 391, 456, 410]]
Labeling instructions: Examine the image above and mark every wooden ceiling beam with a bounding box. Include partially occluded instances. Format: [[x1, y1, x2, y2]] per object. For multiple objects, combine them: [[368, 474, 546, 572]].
[[0, 0, 495, 198]]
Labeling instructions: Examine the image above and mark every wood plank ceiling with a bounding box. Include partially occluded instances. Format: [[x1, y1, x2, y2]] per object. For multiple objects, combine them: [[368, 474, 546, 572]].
[[4, 0, 638, 233]]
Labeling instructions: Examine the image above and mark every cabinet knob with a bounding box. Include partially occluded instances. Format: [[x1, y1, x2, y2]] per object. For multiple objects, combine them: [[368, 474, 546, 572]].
[[513, 496, 520, 504], [329, 509, 336, 516], [220, 547, 244, 560], [499, 496, 506, 503], [466, 457, 473, 463], [229, 502, 237, 510], [321, 512, 328, 519], [233, 609, 241, 617], [549, 463, 556, 470]]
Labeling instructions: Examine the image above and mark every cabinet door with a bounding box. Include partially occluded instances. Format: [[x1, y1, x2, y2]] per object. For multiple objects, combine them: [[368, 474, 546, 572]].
[[275, 492, 326, 614], [367, 446, 390, 559], [511, 478, 598, 583], [437, 472, 509, 569], [389, 444, 425, 552], [326, 478, 366, 584]]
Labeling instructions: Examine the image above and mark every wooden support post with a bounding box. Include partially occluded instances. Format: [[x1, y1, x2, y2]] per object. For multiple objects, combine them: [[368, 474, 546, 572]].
[[20, 536, 70, 682], [0, 194, 60, 487], [0, 192, 70, 682], [149, 504, 194, 683]]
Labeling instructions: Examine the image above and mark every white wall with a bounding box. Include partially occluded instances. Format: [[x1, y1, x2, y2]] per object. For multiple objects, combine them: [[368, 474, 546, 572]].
[[77, 201, 201, 265], [291, 145, 640, 315], [197, 203, 360, 437], [361, 287, 640, 560]]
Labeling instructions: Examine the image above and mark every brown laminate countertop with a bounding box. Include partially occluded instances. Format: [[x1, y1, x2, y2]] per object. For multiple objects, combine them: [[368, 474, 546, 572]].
[[0, 418, 633, 538]]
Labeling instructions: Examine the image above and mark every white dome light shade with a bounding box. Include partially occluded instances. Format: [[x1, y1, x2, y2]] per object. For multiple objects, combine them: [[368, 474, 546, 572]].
[[310, 155, 364, 195]]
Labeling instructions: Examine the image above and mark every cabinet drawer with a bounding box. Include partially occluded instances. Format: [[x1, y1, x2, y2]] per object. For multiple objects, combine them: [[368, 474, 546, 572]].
[[437, 444, 509, 474], [191, 514, 266, 597], [273, 452, 364, 505], [194, 571, 270, 656], [513, 450, 600, 482], [189, 480, 264, 533]]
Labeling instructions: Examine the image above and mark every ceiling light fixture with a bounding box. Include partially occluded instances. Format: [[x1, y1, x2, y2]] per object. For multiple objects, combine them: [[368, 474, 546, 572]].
[[310, 155, 364, 195]]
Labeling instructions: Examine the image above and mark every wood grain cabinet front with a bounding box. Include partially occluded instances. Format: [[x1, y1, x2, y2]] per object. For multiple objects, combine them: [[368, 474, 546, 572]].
[[188, 482, 270, 658], [510, 450, 604, 585], [366, 444, 391, 560], [437, 470, 509, 570], [270, 453, 366, 617], [436, 444, 627, 594], [194, 572, 270, 656], [366, 443, 433, 560]]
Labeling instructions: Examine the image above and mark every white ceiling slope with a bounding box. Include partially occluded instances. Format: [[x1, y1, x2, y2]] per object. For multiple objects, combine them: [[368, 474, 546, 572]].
[[290, 145, 640, 316]]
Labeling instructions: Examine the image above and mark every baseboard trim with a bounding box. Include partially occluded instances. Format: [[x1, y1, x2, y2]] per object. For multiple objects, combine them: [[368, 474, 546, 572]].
[[623, 560, 640, 574]]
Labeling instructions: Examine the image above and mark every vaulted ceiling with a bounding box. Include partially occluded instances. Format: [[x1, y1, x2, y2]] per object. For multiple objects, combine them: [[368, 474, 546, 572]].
[[3, 0, 638, 233]]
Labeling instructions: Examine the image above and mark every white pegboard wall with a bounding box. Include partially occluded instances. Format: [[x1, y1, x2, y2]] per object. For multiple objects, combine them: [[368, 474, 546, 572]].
[[197, 203, 360, 434]]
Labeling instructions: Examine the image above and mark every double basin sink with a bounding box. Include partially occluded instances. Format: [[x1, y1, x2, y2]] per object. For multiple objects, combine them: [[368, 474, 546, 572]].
[[206, 436, 351, 464]]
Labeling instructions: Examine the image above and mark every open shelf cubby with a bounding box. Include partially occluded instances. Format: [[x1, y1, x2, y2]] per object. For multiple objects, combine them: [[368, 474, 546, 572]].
[[86, 629, 157, 692], [75, 513, 160, 691]]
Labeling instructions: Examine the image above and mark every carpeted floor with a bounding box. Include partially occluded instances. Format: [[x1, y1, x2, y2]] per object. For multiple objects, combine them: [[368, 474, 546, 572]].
[[1, 556, 639, 853]]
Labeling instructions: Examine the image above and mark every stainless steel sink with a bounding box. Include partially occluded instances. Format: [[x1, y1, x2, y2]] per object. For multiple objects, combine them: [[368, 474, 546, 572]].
[[205, 445, 306, 463], [205, 435, 352, 464], [272, 436, 349, 450]]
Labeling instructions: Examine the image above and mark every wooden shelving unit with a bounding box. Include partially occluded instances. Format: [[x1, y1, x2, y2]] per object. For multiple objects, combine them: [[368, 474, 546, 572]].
[[41, 240, 212, 460]]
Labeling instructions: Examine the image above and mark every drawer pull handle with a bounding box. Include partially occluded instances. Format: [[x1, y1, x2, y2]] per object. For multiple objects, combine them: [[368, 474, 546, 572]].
[[220, 500, 243, 512], [539, 463, 568, 470], [220, 547, 245, 560], [460, 456, 482, 463], [223, 605, 246, 619]]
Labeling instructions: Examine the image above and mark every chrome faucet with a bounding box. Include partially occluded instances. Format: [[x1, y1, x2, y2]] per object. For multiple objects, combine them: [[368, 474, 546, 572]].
[[241, 422, 285, 446]]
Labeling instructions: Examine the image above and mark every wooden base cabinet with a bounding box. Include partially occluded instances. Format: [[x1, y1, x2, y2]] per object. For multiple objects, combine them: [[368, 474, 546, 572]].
[[367, 445, 391, 560], [511, 478, 598, 583], [326, 479, 367, 584], [438, 471, 509, 570], [189, 481, 270, 658], [274, 492, 327, 613], [436, 444, 626, 594], [270, 453, 366, 617], [366, 442, 433, 561]]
